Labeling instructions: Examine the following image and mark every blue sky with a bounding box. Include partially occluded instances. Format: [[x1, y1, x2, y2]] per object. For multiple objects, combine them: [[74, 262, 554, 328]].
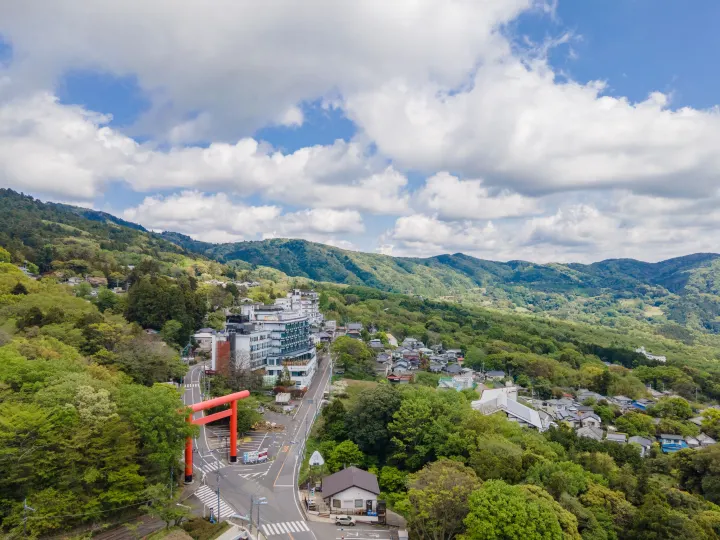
[[2, 1, 720, 262]]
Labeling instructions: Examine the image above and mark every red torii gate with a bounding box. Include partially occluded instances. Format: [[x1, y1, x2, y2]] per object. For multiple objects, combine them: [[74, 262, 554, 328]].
[[185, 390, 250, 483]]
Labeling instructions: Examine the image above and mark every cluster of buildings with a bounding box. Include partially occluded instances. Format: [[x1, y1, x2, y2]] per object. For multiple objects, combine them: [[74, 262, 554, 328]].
[[194, 289, 323, 390], [466, 384, 717, 456]]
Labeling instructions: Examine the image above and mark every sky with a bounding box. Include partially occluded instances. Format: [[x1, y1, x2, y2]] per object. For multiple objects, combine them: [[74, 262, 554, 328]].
[[2, 1, 720, 263]]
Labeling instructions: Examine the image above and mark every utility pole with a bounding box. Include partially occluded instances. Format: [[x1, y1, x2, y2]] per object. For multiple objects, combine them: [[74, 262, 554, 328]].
[[215, 462, 223, 522], [170, 465, 174, 498]]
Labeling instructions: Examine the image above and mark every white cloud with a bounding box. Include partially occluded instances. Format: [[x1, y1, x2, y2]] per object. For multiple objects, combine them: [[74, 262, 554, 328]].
[[416, 172, 540, 220], [0, 0, 531, 141], [343, 63, 720, 199], [0, 91, 408, 213], [389, 214, 499, 255], [123, 191, 364, 243]]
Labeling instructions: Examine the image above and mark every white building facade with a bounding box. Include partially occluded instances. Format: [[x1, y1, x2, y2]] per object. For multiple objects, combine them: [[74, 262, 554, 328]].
[[247, 305, 318, 389], [275, 289, 323, 325]]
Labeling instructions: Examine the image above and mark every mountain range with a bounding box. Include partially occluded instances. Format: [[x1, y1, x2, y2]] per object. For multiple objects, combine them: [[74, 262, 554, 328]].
[[3, 188, 720, 335]]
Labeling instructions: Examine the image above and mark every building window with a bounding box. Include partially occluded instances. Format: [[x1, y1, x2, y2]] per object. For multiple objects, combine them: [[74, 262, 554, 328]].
[[354, 499, 363, 508], [333, 499, 341, 508]]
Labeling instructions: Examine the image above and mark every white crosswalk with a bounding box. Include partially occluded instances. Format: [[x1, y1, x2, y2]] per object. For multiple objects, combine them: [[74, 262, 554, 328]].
[[238, 471, 267, 479], [261, 521, 310, 536], [193, 485, 235, 520], [195, 461, 223, 475], [184, 383, 199, 388]]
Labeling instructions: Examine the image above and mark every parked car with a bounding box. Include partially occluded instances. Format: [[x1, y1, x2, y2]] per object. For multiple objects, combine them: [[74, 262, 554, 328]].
[[335, 516, 356, 526]]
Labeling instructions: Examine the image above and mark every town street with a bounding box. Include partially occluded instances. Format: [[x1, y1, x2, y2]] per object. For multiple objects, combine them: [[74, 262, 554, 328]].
[[183, 353, 335, 539]]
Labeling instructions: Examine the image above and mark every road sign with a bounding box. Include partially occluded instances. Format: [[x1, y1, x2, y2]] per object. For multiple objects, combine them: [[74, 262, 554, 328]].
[[309, 450, 325, 466], [243, 451, 259, 464]]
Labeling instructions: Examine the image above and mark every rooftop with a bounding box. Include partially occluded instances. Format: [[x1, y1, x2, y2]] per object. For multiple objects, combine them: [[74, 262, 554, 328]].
[[322, 466, 380, 498]]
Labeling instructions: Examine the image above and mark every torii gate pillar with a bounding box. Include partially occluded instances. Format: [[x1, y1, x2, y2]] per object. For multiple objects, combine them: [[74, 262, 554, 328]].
[[184, 390, 250, 483]]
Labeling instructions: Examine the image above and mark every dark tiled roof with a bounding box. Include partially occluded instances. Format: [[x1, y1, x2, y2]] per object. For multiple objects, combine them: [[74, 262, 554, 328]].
[[322, 466, 380, 498]]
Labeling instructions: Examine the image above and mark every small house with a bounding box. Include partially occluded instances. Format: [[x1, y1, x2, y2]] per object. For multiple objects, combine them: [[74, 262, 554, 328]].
[[485, 370, 506, 381], [369, 339, 384, 350], [576, 426, 604, 441], [605, 432, 628, 444], [580, 414, 602, 428], [697, 433, 717, 447], [659, 433, 687, 453], [628, 436, 654, 457]]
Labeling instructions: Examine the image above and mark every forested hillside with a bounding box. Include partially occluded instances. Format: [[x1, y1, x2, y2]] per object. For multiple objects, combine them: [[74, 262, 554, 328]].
[[162, 234, 720, 334], [0, 263, 193, 536]]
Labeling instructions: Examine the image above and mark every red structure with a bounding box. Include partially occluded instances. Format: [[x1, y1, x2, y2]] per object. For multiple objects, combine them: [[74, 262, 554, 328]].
[[185, 390, 250, 483]]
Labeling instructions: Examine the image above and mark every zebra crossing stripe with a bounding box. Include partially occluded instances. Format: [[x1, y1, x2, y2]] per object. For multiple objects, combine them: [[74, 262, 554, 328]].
[[260, 521, 309, 536], [193, 485, 234, 519]]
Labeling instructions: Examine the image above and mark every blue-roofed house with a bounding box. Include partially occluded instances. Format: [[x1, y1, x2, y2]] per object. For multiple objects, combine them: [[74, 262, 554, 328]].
[[659, 433, 688, 453]]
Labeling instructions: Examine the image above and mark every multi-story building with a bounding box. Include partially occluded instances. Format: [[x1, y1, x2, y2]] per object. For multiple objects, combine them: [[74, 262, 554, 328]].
[[237, 304, 317, 389], [227, 321, 272, 371], [275, 289, 323, 325]]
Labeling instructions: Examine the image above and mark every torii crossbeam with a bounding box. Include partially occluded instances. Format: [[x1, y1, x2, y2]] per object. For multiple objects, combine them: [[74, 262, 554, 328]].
[[185, 390, 250, 483]]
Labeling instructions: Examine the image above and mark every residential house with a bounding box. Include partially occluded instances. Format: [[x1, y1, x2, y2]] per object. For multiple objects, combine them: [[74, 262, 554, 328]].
[[631, 399, 655, 412], [193, 328, 217, 351], [659, 434, 687, 453], [66, 277, 83, 286], [471, 388, 553, 432], [368, 339, 385, 350], [605, 433, 628, 444], [324, 320, 337, 332], [429, 362, 444, 373], [690, 416, 704, 427], [401, 337, 423, 350], [576, 426, 604, 441], [387, 374, 413, 384], [685, 436, 700, 449], [612, 396, 633, 410], [417, 347, 434, 357], [629, 436, 654, 457], [445, 349, 462, 360], [437, 374, 474, 392], [443, 364, 463, 375], [484, 370, 506, 381], [580, 414, 602, 428], [346, 323, 363, 339], [576, 389, 605, 403], [697, 433, 717, 447], [322, 467, 380, 515], [385, 333, 398, 347], [316, 332, 332, 343]]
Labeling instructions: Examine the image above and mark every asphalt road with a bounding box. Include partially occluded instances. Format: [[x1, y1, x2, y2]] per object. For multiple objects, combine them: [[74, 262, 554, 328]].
[[183, 354, 335, 539]]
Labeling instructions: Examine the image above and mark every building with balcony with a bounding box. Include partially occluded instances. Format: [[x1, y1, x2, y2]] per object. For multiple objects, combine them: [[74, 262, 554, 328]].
[[275, 289, 323, 325], [249, 305, 317, 389], [227, 322, 272, 371]]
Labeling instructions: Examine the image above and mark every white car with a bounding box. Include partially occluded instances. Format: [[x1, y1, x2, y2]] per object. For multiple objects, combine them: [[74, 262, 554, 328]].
[[335, 515, 356, 526]]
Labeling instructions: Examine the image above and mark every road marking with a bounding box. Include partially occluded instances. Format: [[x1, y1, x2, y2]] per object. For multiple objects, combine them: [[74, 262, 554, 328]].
[[262, 521, 309, 536], [192, 485, 235, 520]]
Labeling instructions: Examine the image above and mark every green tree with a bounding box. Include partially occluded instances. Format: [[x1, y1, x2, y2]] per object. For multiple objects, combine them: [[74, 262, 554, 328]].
[[379, 466, 407, 494], [401, 459, 481, 540], [331, 336, 375, 378], [95, 288, 119, 313], [615, 412, 655, 437], [701, 409, 720, 439], [647, 397, 693, 420], [74, 281, 92, 298], [460, 480, 581, 540], [346, 384, 401, 459], [0, 247, 10, 263], [160, 319, 184, 348], [328, 440, 365, 472]]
